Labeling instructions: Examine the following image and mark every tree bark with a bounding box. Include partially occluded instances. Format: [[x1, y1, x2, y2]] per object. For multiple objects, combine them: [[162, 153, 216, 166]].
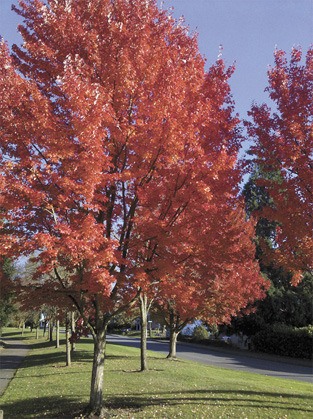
[[71, 311, 76, 353], [166, 309, 186, 359], [56, 319, 60, 348], [167, 328, 179, 359], [139, 292, 149, 371], [167, 310, 178, 358], [88, 327, 107, 415], [43, 320, 47, 337], [65, 314, 71, 367], [49, 320, 54, 342]]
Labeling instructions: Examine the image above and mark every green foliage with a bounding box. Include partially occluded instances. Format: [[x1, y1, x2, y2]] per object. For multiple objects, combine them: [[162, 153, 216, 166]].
[[0, 259, 18, 334], [2, 258, 15, 277], [24, 310, 41, 330], [108, 312, 134, 332], [192, 325, 209, 341], [0, 297, 17, 333], [235, 173, 312, 340], [242, 169, 278, 257], [259, 270, 312, 327], [252, 324, 313, 359], [232, 271, 313, 337]]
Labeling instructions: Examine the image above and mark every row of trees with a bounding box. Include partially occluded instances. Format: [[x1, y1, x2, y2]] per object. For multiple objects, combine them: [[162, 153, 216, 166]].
[[0, 0, 311, 416]]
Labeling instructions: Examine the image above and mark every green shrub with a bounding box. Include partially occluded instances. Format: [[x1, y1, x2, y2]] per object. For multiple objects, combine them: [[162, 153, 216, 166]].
[[252, 323, 313, 359], [192, 325, 209, 342]]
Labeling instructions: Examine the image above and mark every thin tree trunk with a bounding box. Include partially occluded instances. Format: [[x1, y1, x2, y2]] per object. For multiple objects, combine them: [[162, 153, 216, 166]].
[[35, 326, 39, 340], [167, 329, 179, 359], [43, 320, 47, 337], [139, 293, 148, 371], [166, 309, 184, 359], [71, 311, 76, 353], [49, 320, 54, 342], [88, 328, 107, 416], [56, 319, 60, 348], [66, 314, 71, 367]]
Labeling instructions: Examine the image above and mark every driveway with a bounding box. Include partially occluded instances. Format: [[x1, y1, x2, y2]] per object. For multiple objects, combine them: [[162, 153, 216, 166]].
[[107, 335, 313, 384]]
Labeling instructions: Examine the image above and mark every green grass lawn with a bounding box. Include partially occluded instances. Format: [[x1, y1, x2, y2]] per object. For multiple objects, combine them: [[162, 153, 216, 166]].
[[0, 328, 312, 418]]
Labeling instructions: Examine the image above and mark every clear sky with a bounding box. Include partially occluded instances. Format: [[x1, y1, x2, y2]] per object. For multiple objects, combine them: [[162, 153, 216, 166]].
[[1, 0, 312, 119]]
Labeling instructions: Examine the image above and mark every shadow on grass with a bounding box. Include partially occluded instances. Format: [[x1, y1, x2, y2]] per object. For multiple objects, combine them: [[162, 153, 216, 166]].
[[21, 352, 70, 368], [17, 345, 136, 369], [106, 388, 313, 414], [72, 351, 133, 362], [30, 339, 68, 349], [1, 333, 32, 341], [0, 395, 85, 418], [1, 390, 312, 418], [5, 341, 72, 370]]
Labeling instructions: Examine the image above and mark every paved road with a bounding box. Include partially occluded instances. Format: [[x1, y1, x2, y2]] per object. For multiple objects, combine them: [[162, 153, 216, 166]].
[[0, 339, 30, 396], [108, 335, 313, 384]]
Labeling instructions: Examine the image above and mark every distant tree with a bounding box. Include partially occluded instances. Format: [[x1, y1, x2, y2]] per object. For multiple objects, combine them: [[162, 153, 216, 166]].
[[192, 325, 209, 342], [246, 47, 313, 281], [232, 167, 313, 336], [155, 205, 269, 358], [242, 169, 278, 259], [232, 270, 313, 336], [0, 259, 17, 335]]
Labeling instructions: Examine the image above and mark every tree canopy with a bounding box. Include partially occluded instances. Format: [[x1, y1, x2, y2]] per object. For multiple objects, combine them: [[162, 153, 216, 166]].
[[246, 47, 313, 281], [0, 0, 269, 414]]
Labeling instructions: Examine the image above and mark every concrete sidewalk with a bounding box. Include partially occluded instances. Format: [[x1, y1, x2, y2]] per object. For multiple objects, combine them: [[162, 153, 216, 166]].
[[0, 339, 30, 396]]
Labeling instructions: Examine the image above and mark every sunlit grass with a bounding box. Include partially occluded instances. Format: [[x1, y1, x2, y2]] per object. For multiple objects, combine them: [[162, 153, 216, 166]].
[[0, 328, 312, 418]]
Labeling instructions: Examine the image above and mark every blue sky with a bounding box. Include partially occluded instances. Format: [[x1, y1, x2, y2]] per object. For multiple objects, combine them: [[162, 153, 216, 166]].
[[1, 0, 312, 119], [161, 0, 312, 118]]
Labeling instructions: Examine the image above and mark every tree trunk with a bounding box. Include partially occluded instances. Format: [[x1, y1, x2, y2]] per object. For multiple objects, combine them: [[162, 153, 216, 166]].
[[167, 329, 179, 359], [166, 309, 182, 359], [35, 326, 39, 340], [65, 314, 71, 367], [49, 321, 54, 342], [139, 293, 148, 371], [71, 311, 76, 353], [43, 320, 47, 337], [88, 328, 107, 415], [56, 319, 60, 348]]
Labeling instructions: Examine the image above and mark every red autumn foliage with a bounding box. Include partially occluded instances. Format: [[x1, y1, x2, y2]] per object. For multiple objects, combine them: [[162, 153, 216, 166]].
[[247, 47, 313, 282], [0, 0, 267, 412]]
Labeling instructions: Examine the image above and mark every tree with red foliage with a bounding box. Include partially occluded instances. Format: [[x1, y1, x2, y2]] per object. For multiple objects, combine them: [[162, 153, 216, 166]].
[[156, 205, 266, 358], [0, 0, 266, 415], [247, 47, 313, 282]]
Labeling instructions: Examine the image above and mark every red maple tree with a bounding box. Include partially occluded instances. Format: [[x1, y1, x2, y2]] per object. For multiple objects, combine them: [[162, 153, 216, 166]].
[[155, 205, 267, 358], [247, 47, 313, 282], [0, 0, 266, 415]]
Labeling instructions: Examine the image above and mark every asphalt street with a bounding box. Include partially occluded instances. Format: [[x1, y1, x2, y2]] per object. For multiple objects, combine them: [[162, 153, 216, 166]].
[[107, 334, 313, 384]]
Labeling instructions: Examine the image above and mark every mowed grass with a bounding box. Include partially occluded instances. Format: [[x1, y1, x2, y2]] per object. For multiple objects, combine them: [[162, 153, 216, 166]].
[[0, 328, 312, 418]]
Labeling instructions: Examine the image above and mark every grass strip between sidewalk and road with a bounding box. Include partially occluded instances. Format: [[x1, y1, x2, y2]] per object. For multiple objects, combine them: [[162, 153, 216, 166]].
[[0, 328, 312, 418]]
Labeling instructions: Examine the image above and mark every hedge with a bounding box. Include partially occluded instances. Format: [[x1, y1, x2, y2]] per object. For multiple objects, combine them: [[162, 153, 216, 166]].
[[252, 324, 313, 359]]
